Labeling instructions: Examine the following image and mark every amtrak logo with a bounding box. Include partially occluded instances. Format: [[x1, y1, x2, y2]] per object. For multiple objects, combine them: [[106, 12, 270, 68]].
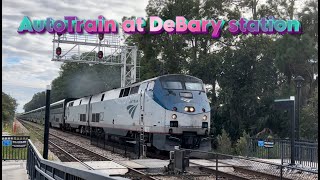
[[181, 98, 191, 103], [127, 104, 138, 119]]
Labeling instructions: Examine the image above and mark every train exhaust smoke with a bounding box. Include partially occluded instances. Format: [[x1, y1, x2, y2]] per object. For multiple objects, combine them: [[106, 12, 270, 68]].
[[65, 64, 121, 99]]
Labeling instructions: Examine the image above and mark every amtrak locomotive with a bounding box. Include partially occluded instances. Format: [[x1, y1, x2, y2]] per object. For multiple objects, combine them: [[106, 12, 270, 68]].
[[19, 74, 211, 151]]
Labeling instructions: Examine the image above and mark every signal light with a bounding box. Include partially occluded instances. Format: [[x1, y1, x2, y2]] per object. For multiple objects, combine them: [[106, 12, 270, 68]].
[[56, 47, 62, 56], [98, 51, 103, 59], [173, 107, 177, 111], [98, 34, 104, 40]]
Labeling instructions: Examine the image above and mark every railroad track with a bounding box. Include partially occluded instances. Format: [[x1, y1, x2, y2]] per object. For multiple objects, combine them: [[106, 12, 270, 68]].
[[20, 119, 168, 160], [57, 127, 171, 160], [18, 119, 159, 180], [49, 133, 159, 180], [19, 119, 291, 180]]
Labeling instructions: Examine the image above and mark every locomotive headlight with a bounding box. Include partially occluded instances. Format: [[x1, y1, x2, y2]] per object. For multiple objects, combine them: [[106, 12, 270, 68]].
[[203, 115, 207, 120], [184, 107, 189, 112], [189, 107, 195, 112], [172, 114, 177, 119]]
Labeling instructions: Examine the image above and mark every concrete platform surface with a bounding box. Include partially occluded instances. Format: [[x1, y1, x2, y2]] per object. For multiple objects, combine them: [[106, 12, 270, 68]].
[[116, 160, 147, 169], [190, 159, 230, 167], [2, 160, 28, 180], [190, 159, 234, 173], [131, 159, 170, 168], [60, 161, 129, 175], [85, 161, 128, 175], [58, 161, 89, 170]]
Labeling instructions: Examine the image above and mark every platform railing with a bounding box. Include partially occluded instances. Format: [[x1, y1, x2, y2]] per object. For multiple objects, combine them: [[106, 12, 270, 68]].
[[247, 138, 318, 169], [26, 139, 127, 180]]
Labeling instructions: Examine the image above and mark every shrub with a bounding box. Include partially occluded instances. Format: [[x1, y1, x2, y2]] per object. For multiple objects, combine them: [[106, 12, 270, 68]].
[[235, 131, 250, 156], [216, 129, 233, 154]]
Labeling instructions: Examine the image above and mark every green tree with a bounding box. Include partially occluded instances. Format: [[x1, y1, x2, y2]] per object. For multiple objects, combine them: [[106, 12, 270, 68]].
[[23, 91, 45, 112], [300, 87, 318, 140], [2, 92, 18, 122]]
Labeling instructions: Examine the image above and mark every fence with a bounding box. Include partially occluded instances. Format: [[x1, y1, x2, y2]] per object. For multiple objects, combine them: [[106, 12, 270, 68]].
[[247, 138, 318, 169], [181, 148, 318, 180], [2, 135, 29, 160], [26, 139, 128, 180]]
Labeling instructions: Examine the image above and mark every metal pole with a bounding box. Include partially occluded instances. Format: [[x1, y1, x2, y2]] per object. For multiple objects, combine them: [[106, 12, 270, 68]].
[[215, 153, 218, 180], [290, 105, 295, 165], [280, 140, 283, 180], [296, 85, 300, 142], [138, 134, 141, 158], [294, 76, 304, 163], [43, 85, 51, 159]]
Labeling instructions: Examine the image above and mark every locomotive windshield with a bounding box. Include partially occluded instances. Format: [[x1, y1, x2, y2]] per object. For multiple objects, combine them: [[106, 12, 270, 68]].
[[185, 82, 203, 91], [160, 75, 204, 91], [162, 81, 183, 89]]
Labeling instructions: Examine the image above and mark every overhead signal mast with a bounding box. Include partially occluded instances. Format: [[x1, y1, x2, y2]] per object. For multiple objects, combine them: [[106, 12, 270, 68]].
[[52, 33, 139, 87]]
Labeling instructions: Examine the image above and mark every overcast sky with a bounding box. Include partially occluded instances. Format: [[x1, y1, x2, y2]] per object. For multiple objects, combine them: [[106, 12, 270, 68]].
[[2, 0, 149, 112]]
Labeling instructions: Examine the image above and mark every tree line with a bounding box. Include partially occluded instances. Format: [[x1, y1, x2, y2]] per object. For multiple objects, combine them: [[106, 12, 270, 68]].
[[23, 0, 318, 143], [124, 0, 318, 142], [2, 92, 18, 124]]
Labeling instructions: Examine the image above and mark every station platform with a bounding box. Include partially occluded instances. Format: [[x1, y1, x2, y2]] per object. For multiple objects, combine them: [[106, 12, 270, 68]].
[[57, 158, 236, 175], [2, 160, 28, 180], [58, 161, 129, 175], [2, 158, 238, 179], [55, 159, 169, 175]]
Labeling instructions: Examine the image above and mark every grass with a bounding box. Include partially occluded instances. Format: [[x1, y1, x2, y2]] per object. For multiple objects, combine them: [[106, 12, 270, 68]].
[[2, 121, 13, 134], [17, 122, 58, 161]]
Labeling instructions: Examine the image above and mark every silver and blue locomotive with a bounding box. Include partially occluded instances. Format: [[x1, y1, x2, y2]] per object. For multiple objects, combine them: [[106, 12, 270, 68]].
[[19, 74, 211, 152]]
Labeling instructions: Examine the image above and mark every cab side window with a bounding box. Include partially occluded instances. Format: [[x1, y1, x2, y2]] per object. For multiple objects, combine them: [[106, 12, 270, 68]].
[[119, 89, 124, 98], [123, 87, 130, 97], [130, 86, 140, 95]]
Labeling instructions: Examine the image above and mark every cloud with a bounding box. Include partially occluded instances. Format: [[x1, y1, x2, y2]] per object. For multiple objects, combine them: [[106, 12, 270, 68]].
[[2, 0, 148, 112]]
